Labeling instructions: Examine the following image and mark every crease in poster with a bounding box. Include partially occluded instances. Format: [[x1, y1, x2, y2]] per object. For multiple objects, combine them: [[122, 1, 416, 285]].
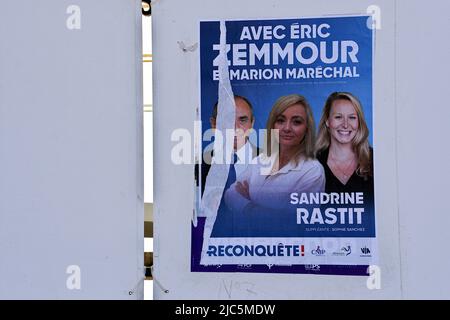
[[193, 16, 377, 275]]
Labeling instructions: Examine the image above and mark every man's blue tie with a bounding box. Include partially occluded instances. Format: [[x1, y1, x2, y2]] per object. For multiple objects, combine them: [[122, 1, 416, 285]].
[[224, 153, 238, 191], [211, 153, 238, 237]]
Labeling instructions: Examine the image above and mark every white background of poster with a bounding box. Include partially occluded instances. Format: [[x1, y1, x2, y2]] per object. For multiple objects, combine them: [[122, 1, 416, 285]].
[[0, 0, 143, 299], [153, 0, 450, 299]]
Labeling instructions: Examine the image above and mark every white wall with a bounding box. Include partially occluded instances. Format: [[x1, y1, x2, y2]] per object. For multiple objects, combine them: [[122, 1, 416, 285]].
[[396, 0, 450, 299], [0, 0, 143, 299], [153, 0, 397, 299], [152, 0, 450, 299]]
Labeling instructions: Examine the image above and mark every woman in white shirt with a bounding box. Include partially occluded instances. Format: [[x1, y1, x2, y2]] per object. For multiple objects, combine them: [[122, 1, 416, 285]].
[[224, 94, 325, 236]]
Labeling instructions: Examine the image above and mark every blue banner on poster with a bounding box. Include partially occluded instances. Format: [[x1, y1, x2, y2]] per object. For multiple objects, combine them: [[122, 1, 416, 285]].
[[192, 16, 376, 275]]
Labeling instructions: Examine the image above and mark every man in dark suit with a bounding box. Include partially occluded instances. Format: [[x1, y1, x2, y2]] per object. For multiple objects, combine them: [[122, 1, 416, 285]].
[[195, 95, 260, 237]]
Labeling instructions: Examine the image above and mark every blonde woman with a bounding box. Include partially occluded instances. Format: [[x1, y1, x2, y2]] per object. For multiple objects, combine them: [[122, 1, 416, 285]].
[[220, 94, 324, 235], [316, 92, 373, 197]]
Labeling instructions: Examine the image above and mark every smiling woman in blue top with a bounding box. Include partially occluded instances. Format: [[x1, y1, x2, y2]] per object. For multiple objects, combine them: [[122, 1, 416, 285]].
[[224, 94, 325, 230], [315, 92, 374, 200]]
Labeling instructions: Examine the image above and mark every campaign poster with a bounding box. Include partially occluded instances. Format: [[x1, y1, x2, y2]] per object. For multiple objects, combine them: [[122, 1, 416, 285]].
[[192, 16, 376, 275]]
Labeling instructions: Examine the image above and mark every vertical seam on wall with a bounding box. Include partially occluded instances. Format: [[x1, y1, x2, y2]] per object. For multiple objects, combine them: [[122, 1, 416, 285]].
[[135, 0, 145, 299], [393, 0, 405, 299]]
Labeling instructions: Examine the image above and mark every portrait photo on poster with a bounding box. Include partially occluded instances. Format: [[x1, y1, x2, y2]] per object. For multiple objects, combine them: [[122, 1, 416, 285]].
[[192, 15, 377, 276]]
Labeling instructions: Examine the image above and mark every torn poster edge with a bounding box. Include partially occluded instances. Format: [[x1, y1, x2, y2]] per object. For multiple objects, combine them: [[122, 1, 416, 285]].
[[199, 20, 236, 264]]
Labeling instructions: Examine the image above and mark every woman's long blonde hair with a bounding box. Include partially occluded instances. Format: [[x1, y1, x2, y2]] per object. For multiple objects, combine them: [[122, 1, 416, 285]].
[[266, 94, 316, 164], [316, 92, 372, 179]]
